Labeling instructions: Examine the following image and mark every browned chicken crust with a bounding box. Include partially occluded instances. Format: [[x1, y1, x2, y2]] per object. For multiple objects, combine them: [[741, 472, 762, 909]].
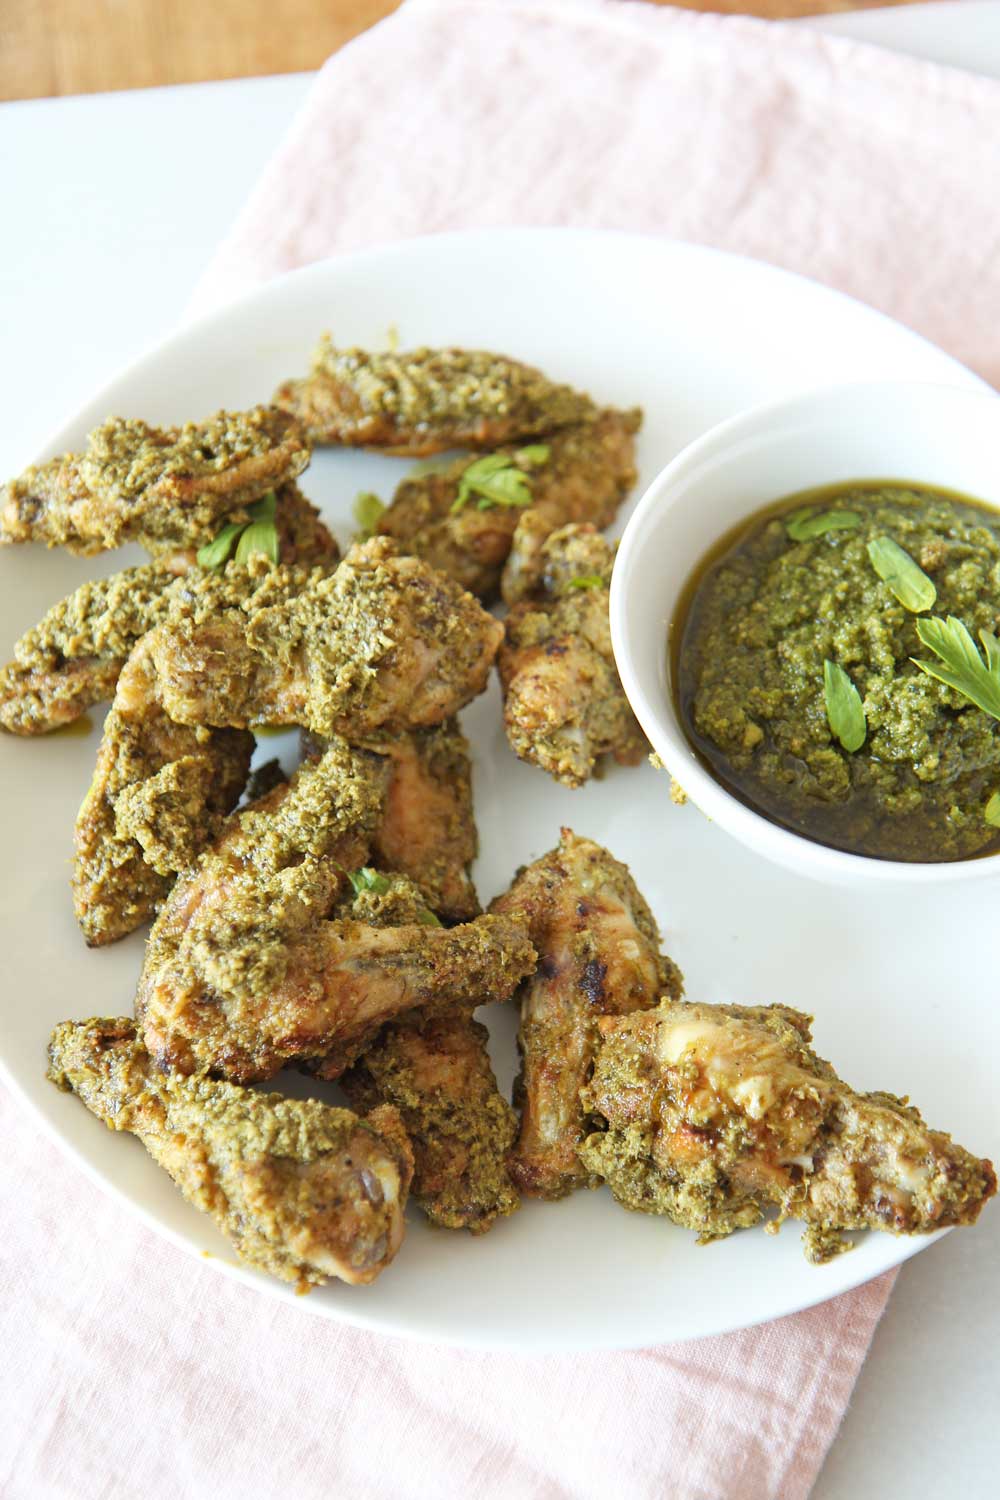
[[342, 1012, 520, 1234], [377, 409, 641, 601], [141, 538, 503, 737], [48, 1017, 413, 1288], [498, 524, 646, 787], [303, 721, 480, 922], [0, 407, 310, 556], [579, 1000, 997, 1262], [136, 743, 535, 1081], [274, 338, 595, 455], [491, 829, 683, 1199]]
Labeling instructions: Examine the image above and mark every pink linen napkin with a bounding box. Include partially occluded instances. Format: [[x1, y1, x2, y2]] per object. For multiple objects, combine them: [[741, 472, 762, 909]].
[[6, 3, 1000, 1497]]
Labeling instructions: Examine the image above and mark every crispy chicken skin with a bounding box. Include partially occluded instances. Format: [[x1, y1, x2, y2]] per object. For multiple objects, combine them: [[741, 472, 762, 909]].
[[136, 744, 535, 1082], [142, 538, 504, 737], [0, 407, 310, 556], [342, 1013, 519, 1234], [48, 1017, 413, 1288], [498, 525, 646, 787], [274, 338, 595, 455], [491, 829, 683, 1199], [302, 721, 480, 922], [377, 409, 641, 601], [579, 1000, 997, 1262], [370, 721, 480, 921]]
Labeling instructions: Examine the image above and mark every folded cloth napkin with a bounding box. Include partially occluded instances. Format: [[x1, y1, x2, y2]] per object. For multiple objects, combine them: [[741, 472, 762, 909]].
[[8, 3, 1000, 1498]]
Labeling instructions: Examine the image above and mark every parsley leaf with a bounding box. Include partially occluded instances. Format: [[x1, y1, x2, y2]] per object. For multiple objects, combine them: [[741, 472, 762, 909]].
[[823, 660, 867, 753], [353, 491, 385, 537], [197, 490, 279, 569], [450, 447, 550, 515], [867, 536, 937, 612], [345, 867, 392, 896], [786, 509, 861, 541], [567, 574, 605, 590], [913, 616, 1000, 721]]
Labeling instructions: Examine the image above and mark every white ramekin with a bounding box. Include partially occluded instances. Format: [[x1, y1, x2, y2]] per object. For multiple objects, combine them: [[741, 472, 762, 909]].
[[610, 380, 1000, 886]]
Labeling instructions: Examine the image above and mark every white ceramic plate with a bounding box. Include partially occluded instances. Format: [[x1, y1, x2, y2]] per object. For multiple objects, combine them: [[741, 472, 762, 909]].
[[1, 229, 996, 1352]]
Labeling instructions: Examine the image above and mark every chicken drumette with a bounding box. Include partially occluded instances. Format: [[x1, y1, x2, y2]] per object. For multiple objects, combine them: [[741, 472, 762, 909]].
[[498, 524, 646, 787], [491, 829, 682, 1199], [48, 1017, 413, 1288], [274, 338, 595, 454], [140, 538, 503, 737], [0, 407, 310, 556], [579, 1000, 997, 1262], [377, 408, 641, 601], [136, 744, 535, 1082]]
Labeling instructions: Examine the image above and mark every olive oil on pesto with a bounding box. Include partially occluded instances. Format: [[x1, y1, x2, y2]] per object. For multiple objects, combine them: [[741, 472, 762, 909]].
[[674, 480, 1000, 862]]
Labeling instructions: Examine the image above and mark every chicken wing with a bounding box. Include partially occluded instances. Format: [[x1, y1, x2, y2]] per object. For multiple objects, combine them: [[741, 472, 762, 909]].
[[498, 524, 646, 788], [48, 1017, 413, 1288], [342, 1012, 519, 1234], [274, 338, 595, 455], [578, 1000, 997, 1262], [491, 829, 682, 1199], [376, 408, 641, 601], [0, 407, 309, 555], [141, 538, 503, 737], [72, 561, 326, 945], [136, 745, 535, 1081]]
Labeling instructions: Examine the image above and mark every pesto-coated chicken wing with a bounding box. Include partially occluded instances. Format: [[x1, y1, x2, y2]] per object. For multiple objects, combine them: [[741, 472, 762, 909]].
[[491, 829, 682, 1199], [136, 745, 535, 1082], [0, 492, 336, 737], [498, 524, 646, 787], [48, 1017, 413, 1288], [376, 409, 641, 601], [342, 1012, 519, 1234], [579, 1000, 997, 1262], [71, 561, 326, 945], [274, 338, 595, 455], [0, 407, 310, 556], [141, 538, 503, 737]]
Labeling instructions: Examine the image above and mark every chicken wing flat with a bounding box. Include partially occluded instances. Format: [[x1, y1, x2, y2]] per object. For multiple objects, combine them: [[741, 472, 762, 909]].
[[48, 1018, 413, 1288], [136, 744, 535, 1081], [274, 338, 595, 455], [498, 525, 646, 787], [342, 1013, 519, 1234], [578, 1000, 997, 1262], [0, 407, 309, 556], [491, 829, 683, 1199], [0, 560, 186, 736], [142, 538, 503, 737], [375, 408, 641, 601]]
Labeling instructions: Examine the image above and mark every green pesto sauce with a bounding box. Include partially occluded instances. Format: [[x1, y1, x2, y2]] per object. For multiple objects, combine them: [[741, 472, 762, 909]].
[[676, 481, 1000, 862]]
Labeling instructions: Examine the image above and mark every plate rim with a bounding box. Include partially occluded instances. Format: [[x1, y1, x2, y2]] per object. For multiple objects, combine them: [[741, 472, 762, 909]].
[[0, 226, 982, 1350]]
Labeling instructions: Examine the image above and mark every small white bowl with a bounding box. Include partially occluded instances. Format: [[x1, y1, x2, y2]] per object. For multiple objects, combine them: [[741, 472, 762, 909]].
[[610, 380, 1000, 886]]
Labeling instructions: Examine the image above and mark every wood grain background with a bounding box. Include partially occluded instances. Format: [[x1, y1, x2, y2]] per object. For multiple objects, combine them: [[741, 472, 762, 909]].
[[1, 1, 936, 102]]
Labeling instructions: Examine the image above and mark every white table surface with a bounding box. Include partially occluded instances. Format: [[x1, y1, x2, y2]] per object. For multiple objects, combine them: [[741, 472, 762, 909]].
[[2, 5, 999, 1496]]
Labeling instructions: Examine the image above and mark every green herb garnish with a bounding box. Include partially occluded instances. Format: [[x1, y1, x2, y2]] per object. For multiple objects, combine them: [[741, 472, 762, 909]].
[[197, 490, 279, 569], [867, 536, 937, 613], [345, 866, 392, 896], [913, 616, 1000, 721], [417, 908, 443, 927], [786, 508, 861, 541], [567, 574, 605, 590], [985, 791, 1000, 828], [353, 491, 385, 537], [824, 660, 867, 752], [450, 446, 549, 515]]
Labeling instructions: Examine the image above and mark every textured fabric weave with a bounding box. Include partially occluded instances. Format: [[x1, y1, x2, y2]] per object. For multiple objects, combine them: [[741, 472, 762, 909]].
[[10, 2, 1000, 1495]]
